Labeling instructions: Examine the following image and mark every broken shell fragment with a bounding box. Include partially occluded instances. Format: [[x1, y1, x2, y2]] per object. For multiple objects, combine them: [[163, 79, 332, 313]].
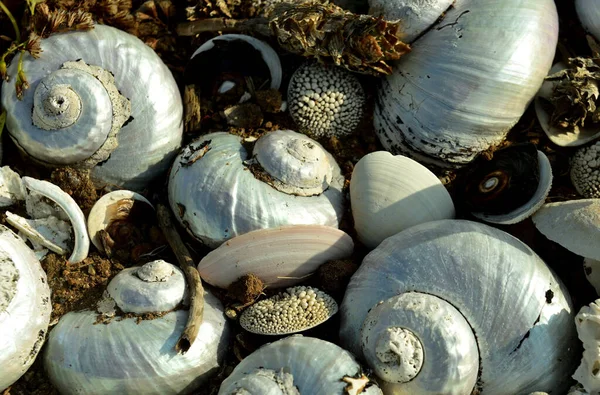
[[197, 225, 353, 288], [107, 260, 186, 314], [5, 212, 71, 255], [571, 141, 600, 198], [218, 335, 382, 395], [239, 286, 338, 335], [0, 166, 25, 207], [168, 131, 345, 248], [532, 199, 600, 261], [0, 225, 52, 390], [87, 190, 154, 253], [573, 299, 600, 394], [464, 145, 553, 225], [350, 151, 455, 249]]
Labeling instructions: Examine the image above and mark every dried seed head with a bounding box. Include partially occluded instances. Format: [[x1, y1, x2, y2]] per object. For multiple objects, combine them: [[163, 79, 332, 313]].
[[239, 286, 338, 335], [288, 62, 365, 138]]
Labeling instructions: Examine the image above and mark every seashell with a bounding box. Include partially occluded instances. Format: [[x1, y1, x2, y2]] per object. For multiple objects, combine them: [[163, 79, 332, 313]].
[[0, 166, 26, 208], [44, 270, 230, 394], [576, 0, 600, 42], [584, 258, 600, 295], [87, 190, 154, 254], [168, 130, 345, 248], [1, 25, 183, 191], [350, 151, 455, 249], [239, 286, 338, 335], [571, 141, 600, 198], [532, 199, 600, 261], [374, 0, 558, 167], [107, 260, 186, 314], [198, 225, 353, 288], [463, 144, 553, 225], [572, 299, 600, 394], [534, 63, 600, 147], [368, 0, 454, 42], [340, 220, 578, 394], [0, 225, 51, 390], [219, 335, 382, 395], [288, 62, 365, 138]]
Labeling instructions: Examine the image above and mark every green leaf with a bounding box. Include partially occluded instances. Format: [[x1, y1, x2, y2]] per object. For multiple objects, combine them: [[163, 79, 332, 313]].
[[0, 108, 6, 137]]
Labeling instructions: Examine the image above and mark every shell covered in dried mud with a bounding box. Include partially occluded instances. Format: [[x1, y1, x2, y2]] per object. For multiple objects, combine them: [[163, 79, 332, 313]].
[[168, 131, 345, 248], [374, 0, 558, 167], [219, 335, 382, 395], [198, 225, 353, 288], [0, 25, 183, 191], [350, 151, 455, 249], [0, 225, 51, 391], [340, 220, 578, 394], [44, 288, 230, 395]]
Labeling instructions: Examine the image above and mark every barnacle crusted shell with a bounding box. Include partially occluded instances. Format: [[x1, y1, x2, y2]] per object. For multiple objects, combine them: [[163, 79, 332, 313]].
[[219, 335, 382, 394], [571, 142, 600, 198], [288, 62, 365, 138], [168, 131, 344, 248], [0, 226, 51, 390], [1, 25, 183, 191], [340, 220, 578, 393], [239, 286, 337, 335], [44, 290, 230, 394]]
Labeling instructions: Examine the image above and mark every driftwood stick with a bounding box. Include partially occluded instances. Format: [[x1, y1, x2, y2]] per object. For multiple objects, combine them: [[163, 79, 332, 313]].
[[157, 204, 204, 354]]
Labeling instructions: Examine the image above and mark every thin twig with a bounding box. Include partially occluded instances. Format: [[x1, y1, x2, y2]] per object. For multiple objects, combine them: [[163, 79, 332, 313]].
[[157, 204, 204, 354], [0, 0, 21, 42]]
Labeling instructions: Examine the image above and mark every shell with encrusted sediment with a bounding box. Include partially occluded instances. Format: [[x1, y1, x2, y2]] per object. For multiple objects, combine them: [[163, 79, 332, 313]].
[[374, 0, 558, 167], [86, 190, 154, 254], [534, 63, 600, 147], [0, 225, 51, 391], [219, 335, 382, 395], [0, 24, 182, 191], [462, 144, 553, 225], [198, 225, 353, 288], [340, 220, 578, 394], [44, 263, 229, 395], [350, 151, 455, 249], [532, 199, 600, 261], [168, 130, 345, 248]]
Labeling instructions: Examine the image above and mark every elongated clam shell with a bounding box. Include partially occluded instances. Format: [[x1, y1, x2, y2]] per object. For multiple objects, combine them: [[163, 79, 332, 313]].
[[168, 132, 345, 248], [219, 335, 382, 395], [0, 225, 51, 390], [534, 63, 600, 147], [374, 0, 558, 167], [44, 290, 229, 395], [532, 199, 600, 260], [87, 190, 154, 253], [198, 225, 353, 288], [340, 220, 578, 394], [350, 151, 455, 248]]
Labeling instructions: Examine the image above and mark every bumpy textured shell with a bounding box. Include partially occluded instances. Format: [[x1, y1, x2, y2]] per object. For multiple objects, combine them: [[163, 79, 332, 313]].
[[374, 0, 558, 167], [44, 290, 229, 394], [219, 335, 382, 394], [340, 220, 578, 394], [1, 25, 183, 191], [168, 132, 345, 248], [0, 226, 51, 390]]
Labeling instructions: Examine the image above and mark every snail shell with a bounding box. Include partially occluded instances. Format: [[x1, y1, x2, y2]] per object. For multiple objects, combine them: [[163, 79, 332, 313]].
[[340, 220, 578, 394], [1, 25, 183, 191], [168, 130, 345, 248], [0, 225, 51, 390], [576, 0, 600, 42], [374, 0, 558, 167]]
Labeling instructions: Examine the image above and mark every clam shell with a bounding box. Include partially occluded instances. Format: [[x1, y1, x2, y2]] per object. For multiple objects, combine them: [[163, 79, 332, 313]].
[[87, 190, 154, 253], [472, 150, 553, 224], [532, 199, 600, 260], [197, 225, 353, 288], [534, 63, 600, 147], [350, 151, 455, 249]]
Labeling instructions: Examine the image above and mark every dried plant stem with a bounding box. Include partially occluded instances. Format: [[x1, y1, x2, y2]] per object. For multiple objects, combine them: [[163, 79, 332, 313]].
[[157, 204, 205, 354], [0, 0, 20, 42], [177, 17, 270, 36]]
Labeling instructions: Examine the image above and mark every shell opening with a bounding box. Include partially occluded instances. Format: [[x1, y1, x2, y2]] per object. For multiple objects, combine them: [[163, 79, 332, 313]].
[[374, 327, 424, 383], [33, 84, 82, 130], [253, 130, 333, 196], [479, 173, 503, 193]]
